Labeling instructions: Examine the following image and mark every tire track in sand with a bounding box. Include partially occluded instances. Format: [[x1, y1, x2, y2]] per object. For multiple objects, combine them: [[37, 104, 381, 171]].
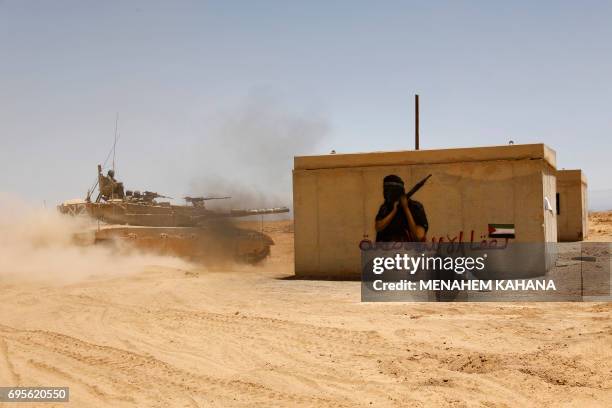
[[0, 324, 352, 407], [0, 336, 21, 385]]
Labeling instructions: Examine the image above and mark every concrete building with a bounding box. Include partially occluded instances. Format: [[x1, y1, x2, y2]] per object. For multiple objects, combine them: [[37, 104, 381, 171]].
[[293, 144, 558, 278], [556, 170, 588, 241]]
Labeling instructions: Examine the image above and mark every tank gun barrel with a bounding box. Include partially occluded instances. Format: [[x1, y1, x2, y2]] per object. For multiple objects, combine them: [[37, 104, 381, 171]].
[[184, 196, 231, 202], [229, 207, 290, 217]]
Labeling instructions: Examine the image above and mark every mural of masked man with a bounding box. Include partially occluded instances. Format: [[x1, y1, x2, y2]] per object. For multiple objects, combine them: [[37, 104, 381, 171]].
[[375, 174, 428, 242]]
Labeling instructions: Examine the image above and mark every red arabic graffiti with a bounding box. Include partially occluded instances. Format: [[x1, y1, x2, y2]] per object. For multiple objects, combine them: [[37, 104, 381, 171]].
[[359, 230, 513, 252]]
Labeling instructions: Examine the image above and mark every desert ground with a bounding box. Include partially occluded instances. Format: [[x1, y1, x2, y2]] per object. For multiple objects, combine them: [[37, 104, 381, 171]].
[[0, 214, 610, 407]]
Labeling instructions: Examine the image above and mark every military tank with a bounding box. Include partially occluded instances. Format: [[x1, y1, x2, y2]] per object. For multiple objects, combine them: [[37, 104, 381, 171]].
[[58, 165, 290, 264]]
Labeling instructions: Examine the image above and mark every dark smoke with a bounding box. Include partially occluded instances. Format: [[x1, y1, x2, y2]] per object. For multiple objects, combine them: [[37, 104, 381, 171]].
[[189, 93, 331, 213]]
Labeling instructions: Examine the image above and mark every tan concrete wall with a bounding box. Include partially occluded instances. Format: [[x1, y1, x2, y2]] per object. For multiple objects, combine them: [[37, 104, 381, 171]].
[[557, 170, 588, 241], [543, 164, 558, 243], [295, 143, 557, 170], [293, 144, 557, 278]]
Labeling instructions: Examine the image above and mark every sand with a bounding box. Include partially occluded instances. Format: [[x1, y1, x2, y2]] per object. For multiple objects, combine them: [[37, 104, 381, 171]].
[[589, 211, 612, 241], [0, 216, 610, 407]]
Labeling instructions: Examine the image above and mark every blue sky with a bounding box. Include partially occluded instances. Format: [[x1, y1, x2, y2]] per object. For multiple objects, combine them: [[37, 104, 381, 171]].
[[1, 1, 611, 207]]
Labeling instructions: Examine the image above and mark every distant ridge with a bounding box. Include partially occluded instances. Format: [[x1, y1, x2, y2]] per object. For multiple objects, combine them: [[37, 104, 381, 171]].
[[589, 189, 612, 211]]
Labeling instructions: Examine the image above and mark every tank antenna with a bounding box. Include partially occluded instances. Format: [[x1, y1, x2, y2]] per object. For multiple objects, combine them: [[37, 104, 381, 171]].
[[112, 112, 119, 173]]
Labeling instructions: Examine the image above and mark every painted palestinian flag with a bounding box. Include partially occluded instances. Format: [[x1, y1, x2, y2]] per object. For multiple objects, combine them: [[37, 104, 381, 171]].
[[488, 223, 515, 239]]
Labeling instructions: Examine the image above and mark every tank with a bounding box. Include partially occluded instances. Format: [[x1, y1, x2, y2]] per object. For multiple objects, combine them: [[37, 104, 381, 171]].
[[58, 165, 290, 264]]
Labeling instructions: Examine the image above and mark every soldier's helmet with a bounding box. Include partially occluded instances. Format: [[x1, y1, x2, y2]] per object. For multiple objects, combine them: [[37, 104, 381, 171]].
[[107, 170, 115, 178]]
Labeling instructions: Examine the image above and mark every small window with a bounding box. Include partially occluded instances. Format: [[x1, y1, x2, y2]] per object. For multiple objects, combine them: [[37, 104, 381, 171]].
[[556, 193, 560, 215]]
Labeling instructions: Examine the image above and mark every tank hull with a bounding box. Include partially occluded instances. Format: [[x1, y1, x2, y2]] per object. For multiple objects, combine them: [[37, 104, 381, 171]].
[[88, 225, 273, 264]]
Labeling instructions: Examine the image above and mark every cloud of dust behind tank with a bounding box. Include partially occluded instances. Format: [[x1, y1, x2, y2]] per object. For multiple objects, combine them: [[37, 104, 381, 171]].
[[189, 93, 331, 215], [0, 194, 190, 284]]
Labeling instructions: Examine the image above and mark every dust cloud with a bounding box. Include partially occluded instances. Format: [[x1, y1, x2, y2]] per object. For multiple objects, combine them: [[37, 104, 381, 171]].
[[0, 194, 190, 284], [189, 93, 331, 212]]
